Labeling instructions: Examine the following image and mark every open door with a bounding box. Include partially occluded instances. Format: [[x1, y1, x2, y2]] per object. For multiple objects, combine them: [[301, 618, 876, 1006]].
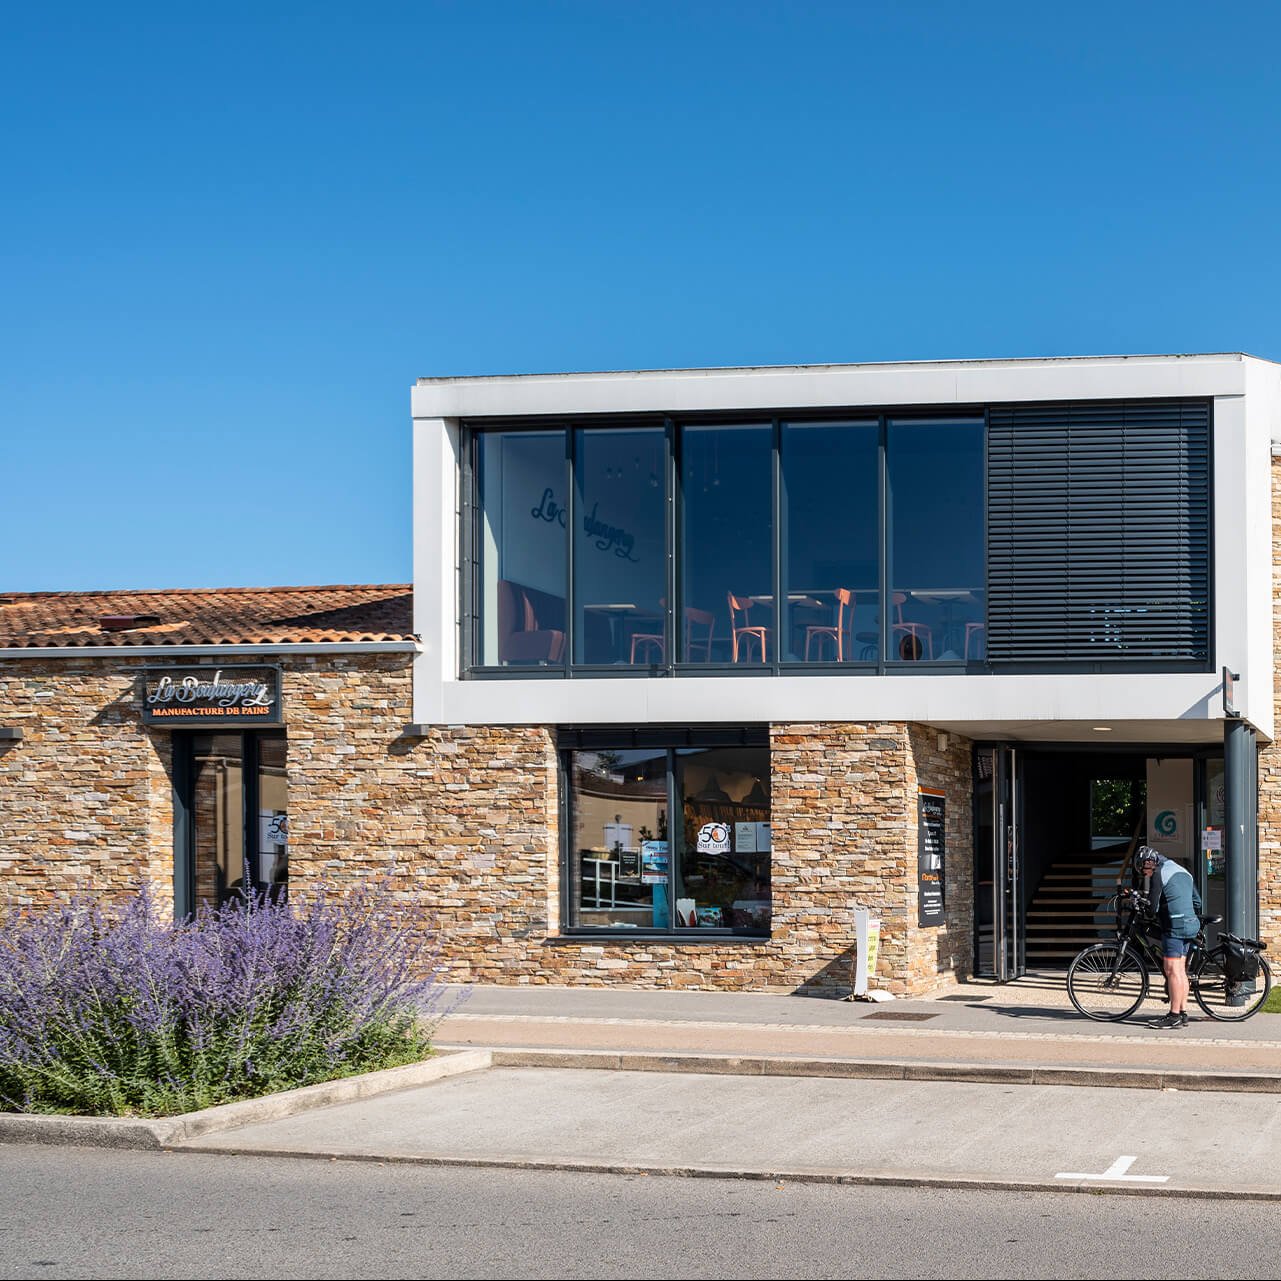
[[974, 745, 1025, 980]]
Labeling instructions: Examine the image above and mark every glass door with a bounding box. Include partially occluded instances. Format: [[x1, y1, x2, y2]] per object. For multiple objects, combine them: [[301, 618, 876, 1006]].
[[974, 745, 1024, 980]]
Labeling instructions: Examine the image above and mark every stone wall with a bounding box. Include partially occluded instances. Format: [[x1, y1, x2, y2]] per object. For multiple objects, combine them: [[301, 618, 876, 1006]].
[[1256, 456, 1281, 951], [0, 657, 172, 906], [0, 652, 975, 993]]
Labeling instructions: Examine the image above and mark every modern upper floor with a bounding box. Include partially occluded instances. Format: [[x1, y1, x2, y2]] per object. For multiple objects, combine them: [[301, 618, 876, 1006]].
[[412, 353, 1281, 741]]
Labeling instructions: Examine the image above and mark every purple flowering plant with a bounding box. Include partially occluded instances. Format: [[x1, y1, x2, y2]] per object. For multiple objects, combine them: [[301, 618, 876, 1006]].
[[0, 880, 462, 1117]]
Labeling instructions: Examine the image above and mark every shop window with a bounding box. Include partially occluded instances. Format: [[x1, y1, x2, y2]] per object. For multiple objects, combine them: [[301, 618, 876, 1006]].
[[186, 731, 288, 910], [564, 736, 770, 936]]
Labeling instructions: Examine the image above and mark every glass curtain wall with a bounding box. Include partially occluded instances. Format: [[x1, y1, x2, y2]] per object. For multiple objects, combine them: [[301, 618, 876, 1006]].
[[680, 425, 772, 664], [886, 418, 986, 664], [572, 427, 666, 665], [780, 420, 879, 663]]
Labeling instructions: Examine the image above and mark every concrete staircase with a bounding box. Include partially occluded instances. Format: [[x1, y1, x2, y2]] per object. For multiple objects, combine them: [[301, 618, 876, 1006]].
[[1024, 856, 1128, 967]]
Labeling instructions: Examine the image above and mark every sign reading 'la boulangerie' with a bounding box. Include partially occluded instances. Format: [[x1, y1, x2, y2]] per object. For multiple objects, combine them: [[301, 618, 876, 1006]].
[[142, 666, 282, 726]]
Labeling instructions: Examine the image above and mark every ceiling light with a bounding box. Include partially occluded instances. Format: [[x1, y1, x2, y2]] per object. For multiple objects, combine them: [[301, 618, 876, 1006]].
[[1092, 726, 1113, 732]]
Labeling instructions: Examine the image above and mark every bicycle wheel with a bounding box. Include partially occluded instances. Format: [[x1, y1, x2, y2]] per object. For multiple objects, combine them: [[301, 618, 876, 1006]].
[[1192, 952, 1272, 1021], [1067, 943, 1149, 1021]]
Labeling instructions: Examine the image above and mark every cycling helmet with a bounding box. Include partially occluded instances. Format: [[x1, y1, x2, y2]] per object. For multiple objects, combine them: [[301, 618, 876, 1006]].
[[1134, 844, 1161, 869]]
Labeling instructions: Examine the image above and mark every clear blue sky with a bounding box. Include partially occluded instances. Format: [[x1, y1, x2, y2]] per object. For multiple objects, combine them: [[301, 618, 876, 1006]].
[[4, 2, 1279, 593]]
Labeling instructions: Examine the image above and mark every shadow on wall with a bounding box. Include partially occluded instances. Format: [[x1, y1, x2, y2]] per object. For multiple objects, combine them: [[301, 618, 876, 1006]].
[[791, 946, 857, 995]]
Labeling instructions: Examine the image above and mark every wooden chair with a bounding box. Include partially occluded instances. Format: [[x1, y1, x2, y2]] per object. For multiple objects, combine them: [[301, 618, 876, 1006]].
[[728, 593, 768, 662], [804, 588, 852, 661], [629, 605, 717, 663], [892, 591, 933, 660], [964, 621, 986, 659]]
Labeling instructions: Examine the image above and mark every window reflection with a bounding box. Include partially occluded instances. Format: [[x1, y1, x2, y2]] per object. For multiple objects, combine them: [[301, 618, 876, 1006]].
[[569, 750, 669, 928], [680, 425, 772, 664], [573, 428, 666, 665], [781, 421, 879, 663], [887, 419, 986, 663], [477, 430, 568, 667]]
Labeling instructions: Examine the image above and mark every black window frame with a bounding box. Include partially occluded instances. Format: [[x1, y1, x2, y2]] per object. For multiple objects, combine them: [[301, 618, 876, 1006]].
[[556, 725, 772, 941], [460, 397, 1214, 679]]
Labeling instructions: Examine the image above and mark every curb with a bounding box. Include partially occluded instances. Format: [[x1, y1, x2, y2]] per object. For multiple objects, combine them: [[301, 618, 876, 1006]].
[[0, 1049, 492, 1150], [470, 1046, 1281, 1093], [165, 1145, 1281, 1204]]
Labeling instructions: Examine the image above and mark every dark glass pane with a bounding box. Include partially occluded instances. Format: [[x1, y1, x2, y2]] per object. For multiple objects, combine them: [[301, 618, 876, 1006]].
[[680, 424, 772, 664], [476, 430, 567, 667], [569, 749, 669, 928], [190, 732, 244, 908], [781, 420, 879, 663], [887, 418, 985, 664], [256, 733, 288, 901], [573, 428, 666, 665], [675, 746, 770, 934]]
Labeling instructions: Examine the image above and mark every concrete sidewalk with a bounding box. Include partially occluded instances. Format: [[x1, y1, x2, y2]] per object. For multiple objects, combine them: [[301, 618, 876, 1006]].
[[432, 973, 1281, 1087]]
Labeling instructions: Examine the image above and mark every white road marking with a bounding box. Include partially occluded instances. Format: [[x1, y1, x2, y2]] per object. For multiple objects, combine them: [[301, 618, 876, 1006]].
[[1055, 1154, 1169, 1183]]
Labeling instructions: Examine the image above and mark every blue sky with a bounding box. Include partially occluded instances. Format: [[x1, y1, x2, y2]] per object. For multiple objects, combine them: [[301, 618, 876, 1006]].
[[4, 2, 1280, 592]]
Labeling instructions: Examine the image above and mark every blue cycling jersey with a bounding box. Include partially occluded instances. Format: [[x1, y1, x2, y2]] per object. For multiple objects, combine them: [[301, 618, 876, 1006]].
[[1148, 854, 1203, 940]]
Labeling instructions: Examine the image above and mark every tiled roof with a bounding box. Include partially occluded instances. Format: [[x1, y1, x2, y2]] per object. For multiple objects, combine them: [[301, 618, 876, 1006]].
[[0, 585, 415, 648]]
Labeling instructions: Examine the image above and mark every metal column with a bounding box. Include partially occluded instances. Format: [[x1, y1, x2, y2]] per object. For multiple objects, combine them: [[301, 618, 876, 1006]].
[[1224, 718, 1258, 940]]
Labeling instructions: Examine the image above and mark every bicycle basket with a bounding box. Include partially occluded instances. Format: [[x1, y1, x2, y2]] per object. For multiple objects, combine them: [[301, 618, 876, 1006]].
[[1223, 938, 1261, 984]]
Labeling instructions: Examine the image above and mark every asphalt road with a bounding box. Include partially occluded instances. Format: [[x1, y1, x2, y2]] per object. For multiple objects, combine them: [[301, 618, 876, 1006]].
[[2, 1145, 1280, 1280]]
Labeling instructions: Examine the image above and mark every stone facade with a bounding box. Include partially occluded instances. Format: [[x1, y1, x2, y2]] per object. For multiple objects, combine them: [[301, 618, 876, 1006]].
[[1255, 455, 1281, 952], [0, 652, 975, 994]]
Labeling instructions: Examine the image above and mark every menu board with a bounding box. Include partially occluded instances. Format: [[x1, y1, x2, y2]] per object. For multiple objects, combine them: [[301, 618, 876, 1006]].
[[917, 788, 946, 926]]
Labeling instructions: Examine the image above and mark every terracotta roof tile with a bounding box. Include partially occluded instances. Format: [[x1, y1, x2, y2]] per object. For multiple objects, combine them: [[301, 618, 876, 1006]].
[[0, 585, 415, 648]]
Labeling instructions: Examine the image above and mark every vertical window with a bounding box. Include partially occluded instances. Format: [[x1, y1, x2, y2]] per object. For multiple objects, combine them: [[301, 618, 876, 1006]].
[[565, 737, 771, 936], [780, 420, 879, 663], [189, 731, 288, 908], [886, 418, 986, 664], [680, 424, 772, 664], [568, 749, 669, 929], [476, 429, 568, 667], [572, 428, 666, 665]]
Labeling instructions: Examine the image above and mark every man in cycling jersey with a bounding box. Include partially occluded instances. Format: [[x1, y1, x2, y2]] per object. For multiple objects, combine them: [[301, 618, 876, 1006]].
[[1135, 844, 1203, 1029]]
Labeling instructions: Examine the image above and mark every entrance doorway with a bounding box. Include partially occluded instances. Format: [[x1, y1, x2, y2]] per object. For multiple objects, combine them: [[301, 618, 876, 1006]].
[[973, 745, 1225, 978]]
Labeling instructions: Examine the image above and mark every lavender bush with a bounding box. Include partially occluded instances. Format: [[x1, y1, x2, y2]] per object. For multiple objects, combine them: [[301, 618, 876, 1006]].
[[0, 882, 458, 1117]]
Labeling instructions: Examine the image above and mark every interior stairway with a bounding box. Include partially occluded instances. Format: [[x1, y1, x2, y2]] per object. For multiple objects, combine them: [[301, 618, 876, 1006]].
[[1023, 854, 1128, 967]]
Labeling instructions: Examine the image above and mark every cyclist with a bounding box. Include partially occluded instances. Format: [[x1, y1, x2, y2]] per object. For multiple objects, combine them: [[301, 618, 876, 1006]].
[[1133, 844, 1203, 1029]]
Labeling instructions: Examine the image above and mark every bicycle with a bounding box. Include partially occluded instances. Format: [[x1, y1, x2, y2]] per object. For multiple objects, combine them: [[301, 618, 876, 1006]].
[[1066, 887, 1272, 1022]]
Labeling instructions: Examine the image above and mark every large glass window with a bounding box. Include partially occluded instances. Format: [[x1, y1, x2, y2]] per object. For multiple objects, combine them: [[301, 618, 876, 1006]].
[[573, 427, 666, 665], [886, 418, 986, 664], [565, 738, 771, 936], [188, 731, 288, 909], [780, 420, 879, 663], [680, 424, 772, 664], [476, 429, 567, 667]]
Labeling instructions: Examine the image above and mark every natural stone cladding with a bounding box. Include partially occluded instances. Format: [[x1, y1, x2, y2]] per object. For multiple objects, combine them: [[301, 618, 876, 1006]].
[[1257, 456, 1281, 952], [2, 652, 972, 994]]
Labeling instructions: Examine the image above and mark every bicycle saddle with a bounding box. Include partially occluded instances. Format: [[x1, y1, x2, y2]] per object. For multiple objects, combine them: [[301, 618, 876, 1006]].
[[1200, 913, 1223, 925]]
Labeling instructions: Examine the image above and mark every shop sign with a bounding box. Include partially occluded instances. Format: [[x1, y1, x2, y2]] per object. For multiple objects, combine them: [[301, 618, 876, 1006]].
[[696, 822, 730, 855], [142, 666, 282, 726], [917, 788, 946, 926]]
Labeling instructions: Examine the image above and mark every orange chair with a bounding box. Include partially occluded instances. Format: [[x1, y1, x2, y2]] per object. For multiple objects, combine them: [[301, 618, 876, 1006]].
[[629, 605, 717, 663], [964, 622, 986, 659], [728, 593, 768, 662], [804, 588, 853, 661], [892, 592, 933, 660]]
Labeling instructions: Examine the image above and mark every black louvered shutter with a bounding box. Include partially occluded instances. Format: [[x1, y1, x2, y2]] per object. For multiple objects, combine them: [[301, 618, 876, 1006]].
[[986, 400, 1210, 665]]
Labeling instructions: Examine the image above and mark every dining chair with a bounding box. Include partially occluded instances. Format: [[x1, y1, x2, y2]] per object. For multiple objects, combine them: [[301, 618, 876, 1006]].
[[964, 621, 986, 659], [629, 605, 717, 663], [803, 588, 852, 661], [728, 593, 768, 662], [891, 591, 933, 660]]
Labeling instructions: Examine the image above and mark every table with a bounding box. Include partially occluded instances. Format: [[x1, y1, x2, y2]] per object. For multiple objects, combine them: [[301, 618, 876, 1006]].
[[905, 589, 981, 658], [581, 603, 661, 664], [582, 858, 617, 908]]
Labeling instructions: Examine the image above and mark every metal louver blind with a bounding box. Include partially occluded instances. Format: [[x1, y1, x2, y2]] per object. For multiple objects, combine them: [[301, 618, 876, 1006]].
[[986, 400, 1210, 664]]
